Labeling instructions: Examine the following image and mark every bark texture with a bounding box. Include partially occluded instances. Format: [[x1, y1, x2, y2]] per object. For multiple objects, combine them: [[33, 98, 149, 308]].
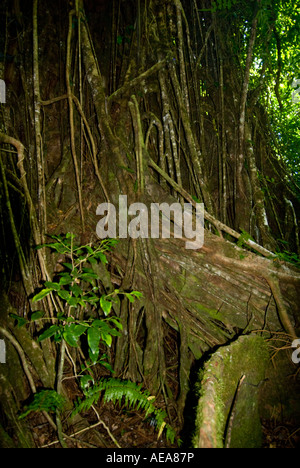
[[0, 0, 299, 447]]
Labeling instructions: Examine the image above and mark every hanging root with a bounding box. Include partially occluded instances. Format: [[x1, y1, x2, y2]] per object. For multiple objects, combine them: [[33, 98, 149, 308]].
[[265, 275, 297, 341]]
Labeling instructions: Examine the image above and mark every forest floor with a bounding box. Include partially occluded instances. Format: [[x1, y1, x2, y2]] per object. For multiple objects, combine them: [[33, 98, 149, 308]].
[[23, 339, 300, 449], [25, 397, 300, 449]]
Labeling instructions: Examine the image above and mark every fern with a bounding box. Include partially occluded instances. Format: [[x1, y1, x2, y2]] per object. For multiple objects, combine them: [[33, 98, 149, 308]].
[[72, 378, 176, 444], [19, 390, 66, 419]]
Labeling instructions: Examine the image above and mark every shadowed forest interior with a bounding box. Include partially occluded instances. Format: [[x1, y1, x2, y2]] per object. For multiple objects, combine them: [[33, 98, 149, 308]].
[[0, 0, 299, 448]]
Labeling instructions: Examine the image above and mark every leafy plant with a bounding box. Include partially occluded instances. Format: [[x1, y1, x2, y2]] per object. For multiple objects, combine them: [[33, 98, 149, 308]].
[[73, 377, 177, 444], [27, 234, 142, 365], [11, 234, 177, 446], [19, 390, 66, 419]]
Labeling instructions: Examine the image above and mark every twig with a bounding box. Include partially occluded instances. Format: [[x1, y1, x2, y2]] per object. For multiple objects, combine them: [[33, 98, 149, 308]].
[[265, 275, 297, 340], [0, 327, 36, 393], [56, 339, 68, 448], [0, 327, 57, 431], [41, 420, 104, 448], [91, 405, 121, 448]]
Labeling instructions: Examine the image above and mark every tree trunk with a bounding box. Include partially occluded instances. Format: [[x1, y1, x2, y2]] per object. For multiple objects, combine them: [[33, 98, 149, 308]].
[[0, 0, 299, 447]]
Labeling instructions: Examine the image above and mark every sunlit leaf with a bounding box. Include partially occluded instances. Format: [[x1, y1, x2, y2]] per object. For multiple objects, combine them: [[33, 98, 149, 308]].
[[32, 289, 52, 303], [100, 295, 112, 315]]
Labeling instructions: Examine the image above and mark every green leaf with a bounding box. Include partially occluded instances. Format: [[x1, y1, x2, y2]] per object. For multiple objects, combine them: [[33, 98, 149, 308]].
[[100, 295, 112, 315], [97, 252, 107, 264], [130, 291, 143, 299], [32, 288, 53, 303], [99, 360, 114, 373], [72, 323, 88, 337], [109, 317, 123, 330], [107, 326, 122, 337], [79, 272, 98, 282], [38, 324, 60, 342], [87, 326, 101, 356], [82, 267, 94, 274], [88, 347, 99, 364], [85, 293, 99, 305], [80, 375, 94, 391], [90, 319, 103, 328], [125, 291, 143, 303], [57, 290, 71, 301], [101, 332, 112, 347], [9, 313, 27, 328], [67, 296, 80, 307], [30, 310, 45, 321], [44, 281, 60, 291], [59, 274, 72, 285], [88, 256, 97, 265], [85, 245, 94, 255], [63, 323, 87, 346], [50, 243, 70, 254], [63, 330, 79, 347], [70, 283, 82, 298]]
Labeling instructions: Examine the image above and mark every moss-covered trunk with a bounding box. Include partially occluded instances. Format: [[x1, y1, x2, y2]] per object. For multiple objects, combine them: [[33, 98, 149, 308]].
[[193, 335, 270, 448]]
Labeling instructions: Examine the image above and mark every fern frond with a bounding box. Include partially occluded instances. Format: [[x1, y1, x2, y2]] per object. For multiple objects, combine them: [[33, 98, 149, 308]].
[[72, 377, 177, 443]]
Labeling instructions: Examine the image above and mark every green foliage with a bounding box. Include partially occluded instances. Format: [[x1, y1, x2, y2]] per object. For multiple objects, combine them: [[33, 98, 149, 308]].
[[19, 390, 66, 419], [212, 0, 238, 12], [17, 234, 142, 366], [274, 241, 300, 269], [73, 378, 177, 444], [206, 0, 300, 188], [11, 234, 175, 447], [253, 1, 300, 186], [237, 229, 255, 249], [11, 234, 178, 445]]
